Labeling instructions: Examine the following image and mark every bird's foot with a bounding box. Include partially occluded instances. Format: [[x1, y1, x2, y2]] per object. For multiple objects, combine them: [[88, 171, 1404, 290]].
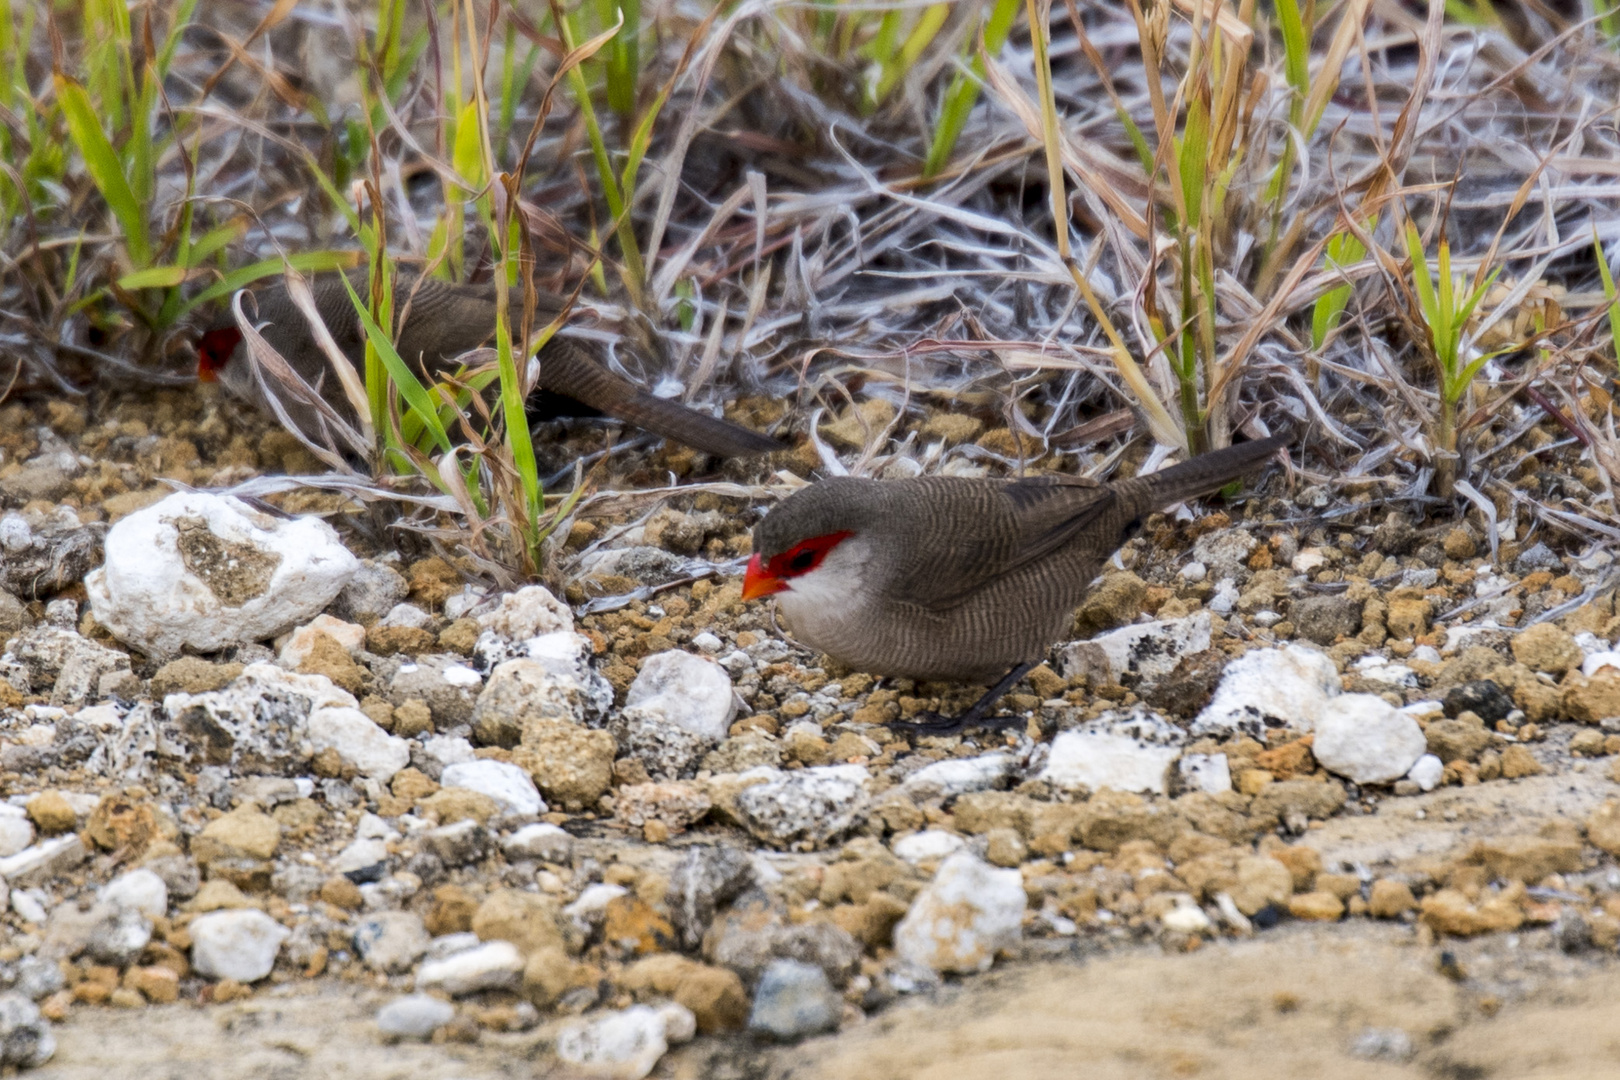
[[886, 709, 1022, 738]]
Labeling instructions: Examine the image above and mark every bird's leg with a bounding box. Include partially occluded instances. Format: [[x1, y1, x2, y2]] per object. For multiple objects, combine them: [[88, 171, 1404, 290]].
[[888, 661, 1039, 737]]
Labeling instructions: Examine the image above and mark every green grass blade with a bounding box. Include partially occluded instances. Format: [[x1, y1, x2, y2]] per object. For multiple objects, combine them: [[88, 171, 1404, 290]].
[[339, 272, 452, 455], [1596, 235, 1620, 363], [55, 75, 149, 266]]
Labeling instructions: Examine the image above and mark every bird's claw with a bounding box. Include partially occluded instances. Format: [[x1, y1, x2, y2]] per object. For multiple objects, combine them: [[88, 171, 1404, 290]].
[[885, 710, 1019, 738]]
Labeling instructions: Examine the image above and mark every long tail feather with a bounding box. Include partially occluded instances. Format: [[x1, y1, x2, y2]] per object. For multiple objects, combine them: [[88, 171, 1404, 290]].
[[1116, 434, 1291, 513]]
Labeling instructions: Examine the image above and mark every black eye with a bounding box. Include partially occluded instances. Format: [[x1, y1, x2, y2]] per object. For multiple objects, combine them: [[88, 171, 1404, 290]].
[[789, 549, 816, 571]]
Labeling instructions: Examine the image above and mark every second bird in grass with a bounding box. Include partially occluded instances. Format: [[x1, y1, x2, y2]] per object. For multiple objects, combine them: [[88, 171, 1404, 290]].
[[197, 269, 784, 459], [742, 434, 1290, 734]]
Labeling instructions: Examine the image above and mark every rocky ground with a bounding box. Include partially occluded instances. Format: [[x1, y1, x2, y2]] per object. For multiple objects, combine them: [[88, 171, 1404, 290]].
[[2, 385, 1620, 1078]]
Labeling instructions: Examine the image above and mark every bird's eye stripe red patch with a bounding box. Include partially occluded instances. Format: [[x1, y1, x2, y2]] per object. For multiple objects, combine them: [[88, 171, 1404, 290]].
[[197, 326, 244, 375], [765, 530, 852, 579]]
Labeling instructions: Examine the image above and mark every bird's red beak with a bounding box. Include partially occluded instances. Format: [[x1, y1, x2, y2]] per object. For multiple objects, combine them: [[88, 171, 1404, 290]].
[[742, 553, 788, 600]]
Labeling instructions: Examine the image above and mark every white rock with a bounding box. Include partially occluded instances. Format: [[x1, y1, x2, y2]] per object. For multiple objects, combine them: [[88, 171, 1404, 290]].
[[1292, 548, 1329, 574], [278, 615, 365, 667], [733, 765, 868, 848], [1312, 693, 1426, 785], [1178, 753, 1232, 794], [894, 852, 1024, 974], [9, 891, 42, 924], [419, 734, 476, 769], [1060, 611, 1212, 684], [376, 993, 454, 1040], [566, 883, 629, 932], [502, 822, 573, 863], [379, 603, 431, 629], [1583, 651, 1620, 677], [1160, 897, 1213, 934], [1405, 754, 1444, 792], [478, 585, 572, 639], [162, 663, 356, 774], [415, 940, 523, 995], [748, 959, 841, 1040], [1192, 644, 1340, 737], [307, 706, 410, 782], [891, 830, 966, 865], [0, 806, 33, 858], [441, 663, 482, 688], [900, 753, 1011, 799], [439, 760, 546, 816], [691, 632, 723, 653], [332, 837, 390, 875], [655, 1002, 696, 1045], [85, 492, 359, 656], [101, 868, 167, 918], [1180, 561, 1207, 583], [0, 835, 85, 887], [1041, 730, 1180, 795], [353, 910, 430, 974], [621, 651, 736, 742], [190, 909, 290, 982], [1208, 579, 1241, 614], [556, 1004, 673, 1080], [0, 994, 53, 1067]]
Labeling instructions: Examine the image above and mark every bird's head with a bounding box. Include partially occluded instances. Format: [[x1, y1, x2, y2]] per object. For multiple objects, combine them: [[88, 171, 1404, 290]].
[[742, 478, 880, 603], [196, 324, 242, 383]]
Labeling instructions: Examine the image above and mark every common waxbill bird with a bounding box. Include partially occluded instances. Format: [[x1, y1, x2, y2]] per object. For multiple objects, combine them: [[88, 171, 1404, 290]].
[[196, 269, 784, 457], [742, 434, 1289, 733]]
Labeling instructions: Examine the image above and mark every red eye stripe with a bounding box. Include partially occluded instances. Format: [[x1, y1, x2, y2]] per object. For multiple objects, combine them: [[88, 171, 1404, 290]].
[[196, 326, 243, 379], [764, 531, 853, 579]]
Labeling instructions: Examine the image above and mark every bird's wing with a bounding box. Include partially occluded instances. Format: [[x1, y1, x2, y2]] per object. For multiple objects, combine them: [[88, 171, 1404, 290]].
[[883, 475, 1117, 612]]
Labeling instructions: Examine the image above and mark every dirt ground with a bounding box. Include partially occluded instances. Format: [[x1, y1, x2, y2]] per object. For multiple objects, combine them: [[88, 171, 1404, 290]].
[[34, 770, 1619, 1080]]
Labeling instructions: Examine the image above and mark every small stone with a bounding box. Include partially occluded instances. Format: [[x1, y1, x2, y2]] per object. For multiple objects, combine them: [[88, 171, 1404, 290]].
[[416, 941, 524, 996], [1040, 730, 1178, 795], [1420, 889, 1524, 937], [193, 807, 281, 864], [983, 828, 1027, 868], [1425, 713, 1493, 764], [420, 819, 491, 865], [1177, 754, 1232, 795], [891, 830, 966, 865], [24, 791, 77, 835], [376, 993, 454, 1040], [614, 782, 712, 834], [1511, 623, 1581, 675], [0, 835, 86, 887], [319, 875, 364, 910], [472, 888, 566, 956], [511, 718, 617, 810], [189, 909, 291, 982], [1499, 744, 1543, 779], [734, 766, 869, 849], [353, 911, 430, 973], [665, 845, 754, 951], [503, 823, 573, 864], [127, 965, 180, 1004], [307, 706, 410, 782], [1288, 891, 1345, 921], [472, 655, 594, 746], [101, 868, 168, 919], [1231, 856, 1293, 916], [425, 885, 478, 937], [893, 852, 1024, 974], [439, 760, 546, 817], [555, 1004, 675, 1080], [621, 650, 737, 743], [1469, 835, 1582, 883], [149, 656, 242, 697], [388, 655, 482, 727], [1442, 680, 1515, 722], [1191, 644, 1339, 737], [477, 584, 573, 640], [0, 993, 54, 1067], [1587, 798, 1620, 857], [748, 959, 841, 1041], [1405, 754, 1443, 792], [1311, 694, 1427, 785], [602, 896, 678, 955], [1291, 595, 1363, 645]]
